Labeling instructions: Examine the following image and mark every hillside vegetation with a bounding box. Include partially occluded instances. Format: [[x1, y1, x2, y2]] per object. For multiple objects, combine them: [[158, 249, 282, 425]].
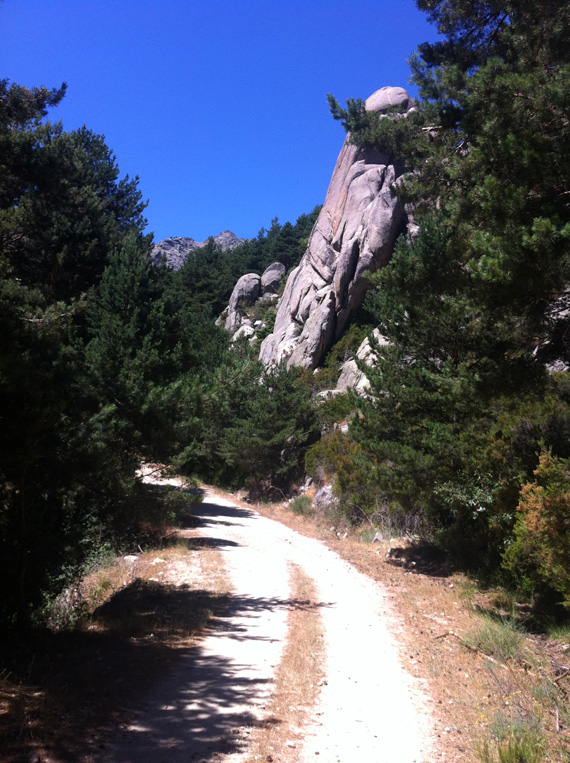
[[0, 81, 319, 632], [2, 0, 570, 641], [321, 0, 570, 612]]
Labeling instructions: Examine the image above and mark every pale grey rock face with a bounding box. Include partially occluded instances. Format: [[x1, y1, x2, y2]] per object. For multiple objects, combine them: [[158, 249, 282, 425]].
[[225, 273, 261, 333], [259, 86, 412, 370], [151, 231, 245, 270], [314, 484, 338, 510], [211, 230, 245, 252], [258, 292, 279, 303], [151, 237, 200, 270], [231, 324, 256, 342], [261, 262, 286, 295], [336, 329, 389, 393]]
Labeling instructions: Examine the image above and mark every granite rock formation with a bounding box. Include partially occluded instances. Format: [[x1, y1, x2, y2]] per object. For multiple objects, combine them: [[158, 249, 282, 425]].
[[225, 273, 262, 333], [261, 262, 286, 296], [151, 237, 201, 270], [335, 329, 389, 394], [221, 262, 287, 337], [259, 86, 413, 370], [151, 230, 245, 270]]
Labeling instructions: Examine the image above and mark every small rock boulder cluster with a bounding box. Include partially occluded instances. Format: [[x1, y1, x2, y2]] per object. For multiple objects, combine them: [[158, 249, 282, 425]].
[[218, 262, 287, 341], [335, 328, 389, 394]]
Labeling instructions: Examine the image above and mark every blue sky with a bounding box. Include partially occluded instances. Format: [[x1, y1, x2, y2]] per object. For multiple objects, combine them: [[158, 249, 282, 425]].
[[1, 0, 438, 243]]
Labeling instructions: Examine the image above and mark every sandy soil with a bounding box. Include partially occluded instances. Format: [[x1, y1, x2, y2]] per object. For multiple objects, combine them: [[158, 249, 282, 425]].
[[101, 490, 436, 763]]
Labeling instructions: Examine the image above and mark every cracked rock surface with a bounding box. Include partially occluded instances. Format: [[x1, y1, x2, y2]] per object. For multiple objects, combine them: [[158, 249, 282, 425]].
[[260, 85, 413, 370]]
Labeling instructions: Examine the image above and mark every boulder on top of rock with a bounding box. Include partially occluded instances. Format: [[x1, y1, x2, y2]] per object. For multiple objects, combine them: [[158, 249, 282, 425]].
[[364, 85, 413, 113], [220, 263, 286, 340], [259, 85, 412, 370]]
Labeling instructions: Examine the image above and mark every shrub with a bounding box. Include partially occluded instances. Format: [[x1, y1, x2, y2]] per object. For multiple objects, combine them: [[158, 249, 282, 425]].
[[462, 614, 526, 664], [503, 447, 570, 608], [162, 484, 203, 525], [309, 324, 370, 393], [305, 428, 361, 485], [315, 392, 354, 427], [255, 305, 277, 342], [290, 495, 314, 516], [476, 729, 544, 763]]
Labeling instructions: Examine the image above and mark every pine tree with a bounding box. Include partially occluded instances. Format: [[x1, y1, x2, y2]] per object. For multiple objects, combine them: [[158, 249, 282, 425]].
[[327, 1, 570, 576], [0, 81, 153, 629], [219, 363, 318, 489]]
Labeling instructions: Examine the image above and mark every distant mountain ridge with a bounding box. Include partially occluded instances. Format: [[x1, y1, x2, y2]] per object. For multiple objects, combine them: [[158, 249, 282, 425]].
[[151, 230, 245, 270]]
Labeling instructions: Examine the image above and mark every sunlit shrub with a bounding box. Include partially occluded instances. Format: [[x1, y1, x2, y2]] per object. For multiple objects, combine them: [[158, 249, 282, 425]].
[[503, 447, 570, 607]]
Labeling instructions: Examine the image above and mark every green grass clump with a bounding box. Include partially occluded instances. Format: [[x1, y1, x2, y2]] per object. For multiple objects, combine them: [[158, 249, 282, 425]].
[[546, 620, 570, 641], [290, 495, 314, 516], [457, 578, 478, 608], [462, 614, 526, 664], [476, 730, 544, 763]]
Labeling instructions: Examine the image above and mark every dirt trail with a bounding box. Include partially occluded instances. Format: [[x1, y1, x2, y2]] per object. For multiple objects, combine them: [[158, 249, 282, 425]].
[[102, 490, 436, 763]]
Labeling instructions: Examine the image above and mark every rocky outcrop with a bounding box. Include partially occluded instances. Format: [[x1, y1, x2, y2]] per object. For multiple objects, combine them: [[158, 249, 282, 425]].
[[211, 230, 246, 252], [336, 329, 389, 394], [221, 262, 287, 338], [225, 273, 261, 333], [259, 86, 413, 370], [261, 262, 286, 296], [313, 484, 339, 511], [151, 237, 201, 270], [151, 230, 245, 270]]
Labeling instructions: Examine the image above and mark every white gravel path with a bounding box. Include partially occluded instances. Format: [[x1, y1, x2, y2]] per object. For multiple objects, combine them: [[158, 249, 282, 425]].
[[101, 490, 436, 763]]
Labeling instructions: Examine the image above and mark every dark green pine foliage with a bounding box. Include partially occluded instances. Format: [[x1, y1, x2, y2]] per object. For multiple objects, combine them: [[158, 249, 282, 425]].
[[264, 220, 302, 271], [1, 99, 149, 300], [86, 234, 178, 463], [346, 217, 503, 564], [171, 239, 235, 318], [328, 2, 570, 579], [0, 76, 322, 633], [170, 337, 318, 491], [219, 363, 319, 489], [0, 81, 153, 629], [172, 340, 268, 482]]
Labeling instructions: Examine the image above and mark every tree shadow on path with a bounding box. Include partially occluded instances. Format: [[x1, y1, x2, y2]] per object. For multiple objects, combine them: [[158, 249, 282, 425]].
[[99, 590, 330, 762], [178, 498, 254, 530], [1, 496, 330, 762], [97, 497, 331, 762]]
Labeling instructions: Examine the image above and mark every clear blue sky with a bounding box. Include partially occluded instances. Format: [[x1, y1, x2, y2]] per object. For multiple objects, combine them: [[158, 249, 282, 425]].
[[1, 0, 438, 243]]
